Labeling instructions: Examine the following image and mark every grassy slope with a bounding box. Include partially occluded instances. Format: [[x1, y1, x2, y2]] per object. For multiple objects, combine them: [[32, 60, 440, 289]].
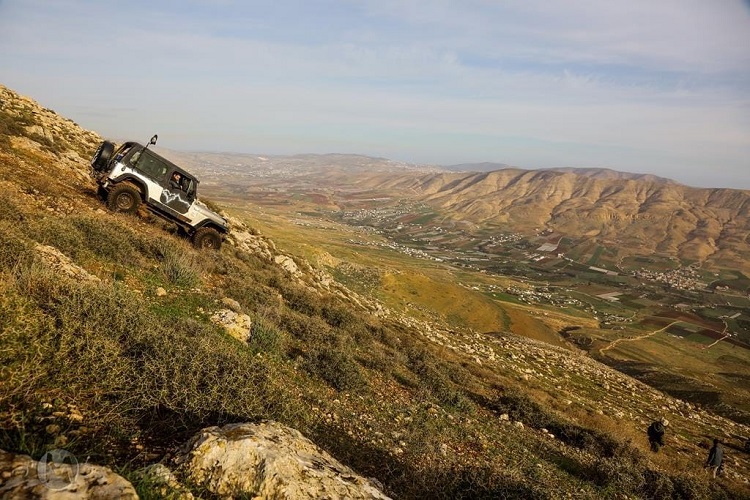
[[240, 205, 576, 347], [1, 85, 749, 499]]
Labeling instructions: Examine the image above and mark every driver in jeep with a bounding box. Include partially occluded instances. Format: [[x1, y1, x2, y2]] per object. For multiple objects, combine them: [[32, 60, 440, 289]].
[[170, 172, 183, 191]]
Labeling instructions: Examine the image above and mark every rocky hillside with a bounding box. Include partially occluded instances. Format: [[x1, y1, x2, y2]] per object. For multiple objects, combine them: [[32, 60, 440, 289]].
[[1, 83, 750, 499], [359, 168, 750, 272]]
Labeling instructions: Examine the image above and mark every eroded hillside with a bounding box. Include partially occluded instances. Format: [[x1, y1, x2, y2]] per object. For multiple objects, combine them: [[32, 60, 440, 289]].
[[378, 169, 750, 272], [158, 148, 750, 274], [2, 84, 750, 499]]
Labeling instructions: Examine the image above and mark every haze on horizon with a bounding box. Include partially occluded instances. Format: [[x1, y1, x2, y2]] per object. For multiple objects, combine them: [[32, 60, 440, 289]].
[[1, 0, 749, 189]]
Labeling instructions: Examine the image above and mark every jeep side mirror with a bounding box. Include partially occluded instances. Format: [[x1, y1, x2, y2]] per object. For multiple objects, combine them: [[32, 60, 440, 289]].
[[149, 134, 158, 146]]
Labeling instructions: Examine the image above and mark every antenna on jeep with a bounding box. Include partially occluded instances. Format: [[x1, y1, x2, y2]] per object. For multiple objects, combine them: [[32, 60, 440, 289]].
[[145, 134, 158, 149]]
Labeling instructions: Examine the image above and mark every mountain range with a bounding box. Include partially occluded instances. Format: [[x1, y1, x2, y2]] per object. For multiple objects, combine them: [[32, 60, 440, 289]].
[[161, 149, 750, 274], [359, 168, 750, 272]]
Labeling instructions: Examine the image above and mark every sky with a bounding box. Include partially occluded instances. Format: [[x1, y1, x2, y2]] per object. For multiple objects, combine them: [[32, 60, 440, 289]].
[[1, 0, 749, 189]]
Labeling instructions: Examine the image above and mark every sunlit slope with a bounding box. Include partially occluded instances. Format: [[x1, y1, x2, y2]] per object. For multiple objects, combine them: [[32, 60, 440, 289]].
[[351, 169, 750, 272], [235, 203, 596, 349]]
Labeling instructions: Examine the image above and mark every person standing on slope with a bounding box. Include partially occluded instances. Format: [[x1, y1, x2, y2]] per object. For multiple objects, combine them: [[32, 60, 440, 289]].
[[647, 417, 668, 452], [704, 438, 724, 478]]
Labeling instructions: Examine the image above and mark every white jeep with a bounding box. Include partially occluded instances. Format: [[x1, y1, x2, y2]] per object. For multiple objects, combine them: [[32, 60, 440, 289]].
[[90, 135, 229, 249]]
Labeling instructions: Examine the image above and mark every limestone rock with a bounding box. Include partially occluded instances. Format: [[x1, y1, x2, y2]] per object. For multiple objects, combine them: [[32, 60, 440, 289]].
[[210, 309, 252, 343], [0, 449, 137, 499], [220, 297, 242, 313], [275, 255, 302, 277], [34, 245, 100, 282], [176, 421, 390, 499], [224, 216, 275, 260]]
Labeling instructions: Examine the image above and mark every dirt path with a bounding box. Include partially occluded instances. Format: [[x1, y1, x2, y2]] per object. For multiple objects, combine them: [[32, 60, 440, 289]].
[[600, 321, 680, 354], [702, 319, 730, 350]]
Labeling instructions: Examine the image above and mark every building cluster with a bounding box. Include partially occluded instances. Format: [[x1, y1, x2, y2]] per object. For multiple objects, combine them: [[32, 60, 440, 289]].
[[346, 239, 442, 262], [631, 266, 704, 291]]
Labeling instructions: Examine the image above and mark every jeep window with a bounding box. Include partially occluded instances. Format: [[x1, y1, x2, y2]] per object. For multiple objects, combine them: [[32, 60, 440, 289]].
[[132, 151, 168, 181], [184, 178, 196, 199], [113, 142, 137, 163]]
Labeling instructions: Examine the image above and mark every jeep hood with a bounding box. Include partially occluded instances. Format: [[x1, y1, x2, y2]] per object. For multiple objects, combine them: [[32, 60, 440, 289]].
[[195, 200, 228, 229]]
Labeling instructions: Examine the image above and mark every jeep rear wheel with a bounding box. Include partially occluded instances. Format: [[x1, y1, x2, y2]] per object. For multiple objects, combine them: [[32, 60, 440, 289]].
[[107, 184, 141, 214], [192, 227, 222, 250], [92, 141, 115, 171]]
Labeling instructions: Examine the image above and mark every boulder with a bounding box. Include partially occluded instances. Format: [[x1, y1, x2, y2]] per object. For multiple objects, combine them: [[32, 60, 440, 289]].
[[34, 245, 100, 283], [220, 297, 242, 313], [274, 255, 302, 277], [210, 309, 252, 343], [176, 421, 390, 499], [0, 449, 137, 499]]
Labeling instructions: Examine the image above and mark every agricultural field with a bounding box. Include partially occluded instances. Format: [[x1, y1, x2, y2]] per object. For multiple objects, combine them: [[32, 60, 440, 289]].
[[208, 186, 750, 427]]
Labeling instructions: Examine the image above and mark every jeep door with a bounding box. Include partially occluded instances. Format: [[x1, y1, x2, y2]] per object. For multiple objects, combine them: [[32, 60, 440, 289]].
[[131, 150, 191, 217], [160, 170, 193, 215], [128, 149, 169, 204]]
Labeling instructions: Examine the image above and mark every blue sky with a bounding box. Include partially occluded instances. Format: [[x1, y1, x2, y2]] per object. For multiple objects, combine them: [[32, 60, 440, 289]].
[[1, 0, 749, 188]]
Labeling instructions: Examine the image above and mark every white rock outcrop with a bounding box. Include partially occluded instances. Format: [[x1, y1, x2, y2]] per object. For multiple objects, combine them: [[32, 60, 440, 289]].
[[34, 245, 100, 283], [210, 309, 252, 343], [0, 449, 137, 499], [175, 421, 391, 499]]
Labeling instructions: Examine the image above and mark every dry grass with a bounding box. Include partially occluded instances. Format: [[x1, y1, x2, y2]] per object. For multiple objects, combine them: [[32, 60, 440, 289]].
[[0, 215, 738, 498]]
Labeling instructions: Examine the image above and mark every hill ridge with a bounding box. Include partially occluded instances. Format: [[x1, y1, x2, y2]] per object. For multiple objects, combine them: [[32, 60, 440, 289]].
[[353, 168, 750, 271]]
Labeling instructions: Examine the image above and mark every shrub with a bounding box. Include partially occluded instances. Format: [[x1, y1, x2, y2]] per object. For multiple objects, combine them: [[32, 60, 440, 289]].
[[27, 216, 87, 260], [672, 473, 721, 500], [0, 194, 26, 225], [484, 391, 623, 457], [321, 300, 357, 328], [70, 215, 138, 263], [248, 314, 286, 356], [0, 279, 54, 412], [222, 275, 282, 310], [305, 349, 365, 391], [156, 242, 203, 288], [0, 107, 28, 148], [0, 222, 31, 271], [199, 197, 223, 214], [0, 264, 298, 460], [592, 455, 646, 495], [276, 281, 322, 316], [279, 308, 334, 344], [641, 468, 675, 499]]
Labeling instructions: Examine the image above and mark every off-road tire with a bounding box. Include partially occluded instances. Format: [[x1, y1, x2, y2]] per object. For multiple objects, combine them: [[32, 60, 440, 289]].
[[91, 141, 115, 171], [107, 183, 141, 214], [192, 227, 222, 250]]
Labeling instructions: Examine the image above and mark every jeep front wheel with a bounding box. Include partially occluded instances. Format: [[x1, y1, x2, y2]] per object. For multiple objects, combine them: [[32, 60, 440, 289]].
[[107, 184, 141, 214], [192, 227, 222, 250]]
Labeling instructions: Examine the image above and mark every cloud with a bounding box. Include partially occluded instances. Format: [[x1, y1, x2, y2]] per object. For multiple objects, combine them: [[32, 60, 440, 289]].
[[0, 0, 748, 187]]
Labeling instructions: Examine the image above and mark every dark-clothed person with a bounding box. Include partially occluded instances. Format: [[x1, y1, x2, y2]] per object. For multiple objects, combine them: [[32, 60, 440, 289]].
[[705, 438, 724, 478], [647, 419, 667, 452]]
